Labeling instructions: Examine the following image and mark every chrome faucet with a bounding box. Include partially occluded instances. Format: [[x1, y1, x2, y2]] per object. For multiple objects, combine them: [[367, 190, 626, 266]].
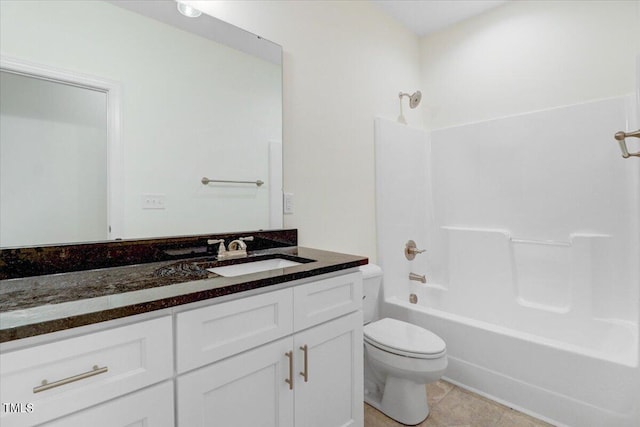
[[219, 236, 254, 260], [228, 240, 246, 251], [228, 236, 254, 251], [409, 272, 426, 283]]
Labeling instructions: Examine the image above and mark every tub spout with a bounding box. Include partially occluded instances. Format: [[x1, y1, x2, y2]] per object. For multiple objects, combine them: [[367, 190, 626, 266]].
[[409, 272, 426, 283]]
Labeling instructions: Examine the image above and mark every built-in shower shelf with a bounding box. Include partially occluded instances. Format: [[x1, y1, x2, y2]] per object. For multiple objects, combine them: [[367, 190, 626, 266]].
[[440, 226, 614, 312]]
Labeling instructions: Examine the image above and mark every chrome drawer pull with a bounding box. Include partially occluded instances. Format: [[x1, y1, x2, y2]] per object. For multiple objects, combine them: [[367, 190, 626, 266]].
[[33, 365, 108, 393]]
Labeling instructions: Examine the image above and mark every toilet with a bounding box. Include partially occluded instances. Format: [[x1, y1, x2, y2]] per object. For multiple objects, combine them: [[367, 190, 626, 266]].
[[360, 264, 447, 425]]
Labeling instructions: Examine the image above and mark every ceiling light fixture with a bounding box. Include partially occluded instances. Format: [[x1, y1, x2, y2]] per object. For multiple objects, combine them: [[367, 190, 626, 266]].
[[176, 1, 202, 18]]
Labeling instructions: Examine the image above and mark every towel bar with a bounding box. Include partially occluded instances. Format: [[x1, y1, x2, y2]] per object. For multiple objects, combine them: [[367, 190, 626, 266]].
[[614, 129, 640, 158], [201, 177, 264, 187]]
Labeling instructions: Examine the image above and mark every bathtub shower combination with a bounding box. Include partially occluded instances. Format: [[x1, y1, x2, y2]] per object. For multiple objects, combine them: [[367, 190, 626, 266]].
[[374, 95, 640, 426]]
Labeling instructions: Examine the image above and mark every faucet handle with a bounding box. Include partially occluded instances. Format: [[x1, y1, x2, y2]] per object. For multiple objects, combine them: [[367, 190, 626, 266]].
[[207, 239, 226, 255], [405, 240, 426, 260], [239, 236, 254, 242]]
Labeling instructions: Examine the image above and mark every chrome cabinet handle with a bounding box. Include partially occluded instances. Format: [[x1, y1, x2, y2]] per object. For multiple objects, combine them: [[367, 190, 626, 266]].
[[614, 129, 640, 158], [285, 351, 294, 390], [299, 345, 309, 382], [33, 365, 108, 394]]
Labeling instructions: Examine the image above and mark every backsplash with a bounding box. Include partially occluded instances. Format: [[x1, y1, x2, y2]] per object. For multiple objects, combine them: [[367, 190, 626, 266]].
[[0, 229, 297, 280]]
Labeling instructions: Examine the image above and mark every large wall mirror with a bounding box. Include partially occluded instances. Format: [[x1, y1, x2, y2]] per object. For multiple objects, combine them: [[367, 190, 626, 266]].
[[0, 0, 283, 248]]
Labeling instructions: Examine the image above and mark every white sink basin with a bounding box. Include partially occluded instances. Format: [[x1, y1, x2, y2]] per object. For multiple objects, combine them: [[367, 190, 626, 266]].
[[207, 258, 302, 277]]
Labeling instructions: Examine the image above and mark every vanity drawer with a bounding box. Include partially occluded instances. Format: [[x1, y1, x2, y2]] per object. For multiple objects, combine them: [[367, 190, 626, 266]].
[[44, 381, 174, 427], [293, 271, 362, 331], [176, 287, 293, 373], [0, 316, 173, 427]]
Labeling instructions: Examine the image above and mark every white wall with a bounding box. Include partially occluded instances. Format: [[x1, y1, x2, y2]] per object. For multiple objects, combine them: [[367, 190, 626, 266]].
[[189, 1, 422, 259], [186, 0, 640, 260], [6, 0, 635, 264], [420, 0, 639, 130]]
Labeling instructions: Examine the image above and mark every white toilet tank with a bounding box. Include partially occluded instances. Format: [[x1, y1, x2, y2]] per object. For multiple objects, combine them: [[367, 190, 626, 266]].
[[360, 264, 383, 324]]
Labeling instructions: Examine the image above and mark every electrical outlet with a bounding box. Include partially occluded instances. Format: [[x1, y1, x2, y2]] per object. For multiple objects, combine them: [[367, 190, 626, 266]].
[[283, 192, 294, 214], [142, 194, 166, 209]]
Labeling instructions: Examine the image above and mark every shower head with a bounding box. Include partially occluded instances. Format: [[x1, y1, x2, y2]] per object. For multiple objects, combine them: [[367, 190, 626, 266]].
[[399, 91, 422, 109], [397, 90, 422, 124]]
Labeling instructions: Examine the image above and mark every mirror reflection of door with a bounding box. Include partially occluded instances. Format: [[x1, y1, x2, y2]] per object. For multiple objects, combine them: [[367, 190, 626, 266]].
[[0, 70, 108, 247]]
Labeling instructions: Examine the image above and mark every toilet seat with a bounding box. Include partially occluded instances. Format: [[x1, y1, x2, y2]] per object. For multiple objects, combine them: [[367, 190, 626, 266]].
[[364, 318, 446, 359]]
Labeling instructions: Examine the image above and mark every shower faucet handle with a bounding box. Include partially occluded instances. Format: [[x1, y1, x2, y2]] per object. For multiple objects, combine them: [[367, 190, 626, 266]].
[[405, 240, 426, 260]]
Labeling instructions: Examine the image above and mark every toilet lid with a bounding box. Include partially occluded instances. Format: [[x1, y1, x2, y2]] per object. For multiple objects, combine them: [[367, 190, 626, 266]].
[[364, 318, 446, 358]]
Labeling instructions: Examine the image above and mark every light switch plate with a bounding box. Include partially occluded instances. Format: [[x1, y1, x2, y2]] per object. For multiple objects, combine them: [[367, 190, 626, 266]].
[[142, 194, 166, 209], [283, 192, 294, 214]]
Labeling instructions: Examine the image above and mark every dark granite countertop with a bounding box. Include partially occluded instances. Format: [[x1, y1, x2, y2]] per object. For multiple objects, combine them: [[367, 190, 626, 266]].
[[0, 246, 367, 343]]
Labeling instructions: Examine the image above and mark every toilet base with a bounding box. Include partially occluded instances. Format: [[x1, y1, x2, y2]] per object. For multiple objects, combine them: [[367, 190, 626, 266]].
[[364, 376, 430, 426]]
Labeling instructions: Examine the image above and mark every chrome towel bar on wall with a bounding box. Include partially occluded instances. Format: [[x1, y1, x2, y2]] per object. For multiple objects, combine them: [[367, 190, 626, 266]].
[[614, 129, 640, 158], [201, 177, 264, 187]]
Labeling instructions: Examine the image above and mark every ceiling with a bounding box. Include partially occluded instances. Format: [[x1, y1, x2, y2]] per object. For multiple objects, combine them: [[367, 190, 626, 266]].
[[371, 0, 509, 36]]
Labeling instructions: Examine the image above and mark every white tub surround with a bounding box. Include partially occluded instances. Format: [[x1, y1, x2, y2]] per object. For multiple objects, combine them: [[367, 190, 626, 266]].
[[373, 94, 640, 426]]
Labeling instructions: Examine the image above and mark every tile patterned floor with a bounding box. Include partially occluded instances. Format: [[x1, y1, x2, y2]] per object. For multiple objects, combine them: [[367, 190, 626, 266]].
[[364, 380, 555, 427]]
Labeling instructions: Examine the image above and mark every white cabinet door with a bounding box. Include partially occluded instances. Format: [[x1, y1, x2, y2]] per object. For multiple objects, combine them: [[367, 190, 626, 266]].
[[175, 273, 364, 427], [45, 381, 174, 427], [293, 311, 363, 427], [177, 337, 294, 427]]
